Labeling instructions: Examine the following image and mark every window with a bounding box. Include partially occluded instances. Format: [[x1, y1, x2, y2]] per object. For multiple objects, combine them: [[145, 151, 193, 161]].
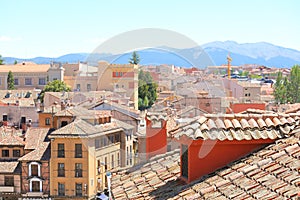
[[25, 78, 32, 85], [61, 121, 68, 127], [75, 163, 83, 177], [39, 78, 46, 85], [31, 164, 38, 176], [14, 78, 19, 85], [181, 144, 188, 179], [87, 84, 91, 92], [75, 183, 82, 196], [95, 139, 100, 149], [111, 155, 114, 168], [115, 72, 119, 77], [101, 137, 107, 147], [2, 149, 9, 157], [58, 183, 65, 196], [115, 134, 120, 143], [75, 144, 82, 158], [108, 135, 114, 143], [58, 163, 65, 177], [57, 144, 65, 158], [32, 181, 40, 192], [117, 153, 120, 166], [13, 149, 20, 157], [45, 118, 50, 125], [4, 176, 14, 186], [104, 157, 107, 170], [245, 93, 248, 97], [76, 84, 81, 91]]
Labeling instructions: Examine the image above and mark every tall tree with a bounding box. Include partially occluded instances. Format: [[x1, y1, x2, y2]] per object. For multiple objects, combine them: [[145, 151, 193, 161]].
[[7, 71, 15, 90], [0, 55, 4, 65], [288, 65, 300, 103], [138, 70, 157, 110], [39, 80, 71, 102], [274, 65, 300, 104], [129, 51, 140, 65]]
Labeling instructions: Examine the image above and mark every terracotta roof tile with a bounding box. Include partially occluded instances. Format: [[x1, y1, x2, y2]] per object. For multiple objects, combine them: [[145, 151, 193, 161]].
[[111, 124, 300, 199], [0, 161, 20, 173]]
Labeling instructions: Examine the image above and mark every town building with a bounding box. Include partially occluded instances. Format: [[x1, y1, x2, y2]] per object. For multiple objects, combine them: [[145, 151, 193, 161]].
[[48, 107, 134, 199], [0, 62, 63, 90], [97, 61, 139, 110], [0, 126, 51, 199]]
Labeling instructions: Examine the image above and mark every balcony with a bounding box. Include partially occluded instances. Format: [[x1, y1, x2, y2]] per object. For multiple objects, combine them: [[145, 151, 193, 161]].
[[0, 186, 14, 192]]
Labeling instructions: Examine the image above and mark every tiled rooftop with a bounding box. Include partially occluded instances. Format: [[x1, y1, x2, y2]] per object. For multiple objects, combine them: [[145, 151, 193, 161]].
[[19, 142, 50, 161], [24, 128, 50, 150], [0, 63, 50, 73], [49, 118, 133, 138], [0, 161, 20, 173], [170, 113, 300, 141], [111, 127, 300, 199], [0, 127, 25, 146]]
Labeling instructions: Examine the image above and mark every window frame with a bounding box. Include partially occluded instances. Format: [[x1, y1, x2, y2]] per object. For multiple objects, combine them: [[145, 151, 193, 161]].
[[58, 182, 65, 196], [75, 183, 82, 196], [58, 163, 65, 177], [45, 118, 51, 125], [2, 149, 9, 157], [57, 143, 65, 158], [75, 163, 83, 177], [75, 144, 82, 158], [13, 149, 21, 157], [4, 176, 14, 186], [25, 78, 32, 86]]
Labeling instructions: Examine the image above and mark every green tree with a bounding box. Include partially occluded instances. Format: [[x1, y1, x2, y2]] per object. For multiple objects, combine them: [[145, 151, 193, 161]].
[[14, 60, 17, 65], [288, 65, 300, 103], [39, 80, 71, 102], [129, 51, 140, 65], [138, 70, 157, 110], [274, 65, 300, 104], [7, 71, 15, 90], [0, 55, 4, 65]]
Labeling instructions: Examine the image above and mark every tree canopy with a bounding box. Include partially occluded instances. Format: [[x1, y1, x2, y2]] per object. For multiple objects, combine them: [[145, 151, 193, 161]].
[[274, 65, 300, 104], [129, 51, 140, 65], [39, 80, 71, 102], [7, 71, 15, 90], [138, 70, 157, 110], [0, 55, 4, 65]]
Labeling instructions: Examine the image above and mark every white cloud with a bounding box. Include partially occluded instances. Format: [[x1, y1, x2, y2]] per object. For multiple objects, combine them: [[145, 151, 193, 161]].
[[0, 36, 22, 42]]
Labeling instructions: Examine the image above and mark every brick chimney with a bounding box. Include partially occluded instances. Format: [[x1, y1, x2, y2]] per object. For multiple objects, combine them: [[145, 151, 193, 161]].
[[145, 112, 168, 159]]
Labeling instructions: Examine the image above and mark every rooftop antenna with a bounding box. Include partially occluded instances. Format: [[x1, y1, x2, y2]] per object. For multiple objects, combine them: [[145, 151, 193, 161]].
[[227, 53, 232, 79]]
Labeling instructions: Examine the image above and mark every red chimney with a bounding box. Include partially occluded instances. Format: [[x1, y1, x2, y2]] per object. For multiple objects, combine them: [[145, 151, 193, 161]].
[[171, 114, 297, 183], [145, 112, 168, 159]]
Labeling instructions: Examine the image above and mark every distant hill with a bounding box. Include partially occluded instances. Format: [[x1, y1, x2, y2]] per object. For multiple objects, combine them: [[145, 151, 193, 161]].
[[3, 41, 300, 68]]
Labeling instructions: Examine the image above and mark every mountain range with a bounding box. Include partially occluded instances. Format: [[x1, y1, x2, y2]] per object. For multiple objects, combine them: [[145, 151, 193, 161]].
[[3, 41, 300, 68]]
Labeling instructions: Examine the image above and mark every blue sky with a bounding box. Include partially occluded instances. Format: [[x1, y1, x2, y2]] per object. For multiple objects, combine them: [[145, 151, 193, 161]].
[[1, 0, 299, 58]]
